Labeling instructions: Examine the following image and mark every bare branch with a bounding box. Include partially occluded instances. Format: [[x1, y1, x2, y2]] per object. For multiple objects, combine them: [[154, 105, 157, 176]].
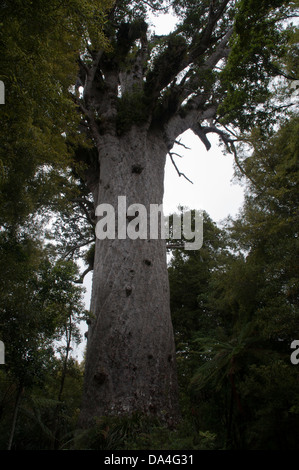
[[71, 95, 102, 148], [142, 0, 169, 12], [230, 142, 258, 187], [170, 151, 184, 158], [191, 123, 212, 151], [174, 139, 191, 150], [198, 124, 236, 148], [62, 238, 95, 260], [77, 56, 89, 76], [168, 152, 193, 184], [194, 123, 259, 187], [76, 199, 96, 227], [74, 265, 94, 284]]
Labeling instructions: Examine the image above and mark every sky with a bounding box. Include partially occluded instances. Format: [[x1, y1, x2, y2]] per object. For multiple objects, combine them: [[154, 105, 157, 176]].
[[73, 9, 246, 361], [163, 131, 245, 223]]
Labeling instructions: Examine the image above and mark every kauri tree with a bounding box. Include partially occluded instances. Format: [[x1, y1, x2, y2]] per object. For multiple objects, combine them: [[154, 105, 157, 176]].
[[68, 0, 297, 426]]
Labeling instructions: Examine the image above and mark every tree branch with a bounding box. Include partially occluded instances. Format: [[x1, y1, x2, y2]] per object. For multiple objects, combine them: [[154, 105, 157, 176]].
[[156, 22, 233, 143], [174, 139, 191, 150], [74, 265, 94, 284], [173, 26, 233, 108], [191, 123, 212, 151], [71, 95, 103, 148], [83, 50, 104, 103], [164, 103, 218, 149], [62, 238, 95, 260], [168, 152, 193, 184], [142, 0, 169, 12], [192, 123, 260, 187], [80, 202, 96, 227], [188, 0, 232, 63], [146, 1, 231, 107], [230, 142, 258, 187]]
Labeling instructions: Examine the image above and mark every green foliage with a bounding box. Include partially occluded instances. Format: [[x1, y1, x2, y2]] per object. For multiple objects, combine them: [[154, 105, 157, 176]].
[[78, 0, 298, 140], [1, 116, 298, 450], [73, 412, 217, 450], [0, 0, 110, 228], [218, 0, 297, 131], [164, 114, 299, 449], [230, 117, 299, 341], [0, 234, 87, 384], [74, 413, 158, 450], [106, 0, 171, 24], [0, 2, 109, 449], [117, 89, 149, 134], [238, 361, 299, 449], [0, 228, 87, 448], [0, 359, 84, 450], [168, 211, 228, 345]]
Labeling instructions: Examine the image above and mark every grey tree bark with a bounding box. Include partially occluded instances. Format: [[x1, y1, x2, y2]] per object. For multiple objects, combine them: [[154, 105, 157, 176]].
[[79, 128, 180, 426]]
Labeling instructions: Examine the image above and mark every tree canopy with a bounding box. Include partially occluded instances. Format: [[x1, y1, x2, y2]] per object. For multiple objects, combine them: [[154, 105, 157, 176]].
[[0, 0, 110, 228], [74, 0, 297, 140]]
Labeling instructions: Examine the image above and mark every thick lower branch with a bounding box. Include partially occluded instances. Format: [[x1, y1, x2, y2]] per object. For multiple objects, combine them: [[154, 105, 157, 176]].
[[164, 104, 218, 149]]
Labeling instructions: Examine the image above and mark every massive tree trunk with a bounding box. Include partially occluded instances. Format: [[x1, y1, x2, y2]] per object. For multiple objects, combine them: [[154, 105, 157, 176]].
[[79, 126, 180, 427]]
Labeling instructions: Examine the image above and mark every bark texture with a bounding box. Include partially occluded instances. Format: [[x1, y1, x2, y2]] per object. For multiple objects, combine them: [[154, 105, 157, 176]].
[[79, 127, 180, 427]]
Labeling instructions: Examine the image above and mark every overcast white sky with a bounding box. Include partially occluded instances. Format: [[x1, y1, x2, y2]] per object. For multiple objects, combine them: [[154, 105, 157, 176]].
[[163, 131, 244, 223]]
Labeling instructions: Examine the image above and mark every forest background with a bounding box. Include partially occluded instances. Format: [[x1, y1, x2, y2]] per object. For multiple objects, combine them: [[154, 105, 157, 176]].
[[0, 0, 298, 450]]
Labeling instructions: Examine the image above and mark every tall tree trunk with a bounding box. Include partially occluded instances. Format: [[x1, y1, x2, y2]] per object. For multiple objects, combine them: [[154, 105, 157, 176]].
[[7, 382, 23, 450], [53, 320, 72, 449], [79, 126, 180, 427]]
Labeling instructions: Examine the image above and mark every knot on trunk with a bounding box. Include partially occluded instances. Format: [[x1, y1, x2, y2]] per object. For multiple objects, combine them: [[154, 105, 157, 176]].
[[94, 370, 108, 385], [132, 164, 144, 174], [125, 286, 132, 297]]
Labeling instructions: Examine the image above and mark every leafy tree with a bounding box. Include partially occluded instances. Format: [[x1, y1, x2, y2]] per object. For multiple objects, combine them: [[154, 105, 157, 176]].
[[230, 116, 299, 342], [0, 0, 110, 229], [188, 115, 299, 449], [0, 1, 109, 447], [165, 113, 299, 448], [0, 235, 87, 449], [167, 211, 226, 406], [0, 358, 84, 450]]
